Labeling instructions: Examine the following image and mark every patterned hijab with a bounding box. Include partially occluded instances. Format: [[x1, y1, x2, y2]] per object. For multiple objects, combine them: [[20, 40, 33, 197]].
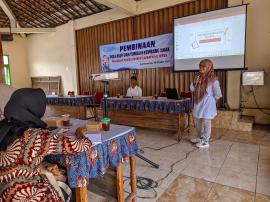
[[194, 59, 217, 104], [0, 88, 47, 150]]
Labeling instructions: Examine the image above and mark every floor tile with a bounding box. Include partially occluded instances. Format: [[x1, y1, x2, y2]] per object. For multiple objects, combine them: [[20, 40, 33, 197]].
[[181, 163, 220, 182], [216, 167, 257, 192], [157, 175, 212, 202], [256, 176, 270, 196], [207, 183, 254, 202], [256, 194, 270, 202]]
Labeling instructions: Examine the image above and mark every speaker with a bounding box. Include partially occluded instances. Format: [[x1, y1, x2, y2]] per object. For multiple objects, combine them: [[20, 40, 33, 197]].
[[1, 34, 13, 41]]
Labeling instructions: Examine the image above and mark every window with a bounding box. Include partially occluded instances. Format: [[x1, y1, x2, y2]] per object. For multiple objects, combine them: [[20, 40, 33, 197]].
[[3, 55, 11, 85]]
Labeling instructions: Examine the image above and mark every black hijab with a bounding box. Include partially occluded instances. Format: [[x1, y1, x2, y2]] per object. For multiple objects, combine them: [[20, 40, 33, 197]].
[[0, 88, 47, 150]]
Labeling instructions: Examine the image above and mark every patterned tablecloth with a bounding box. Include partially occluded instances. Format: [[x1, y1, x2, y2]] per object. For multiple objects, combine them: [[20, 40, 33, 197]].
[[104, 97, 192, 114], [46, 95, 96, 106], [46, 119, 138, 188]]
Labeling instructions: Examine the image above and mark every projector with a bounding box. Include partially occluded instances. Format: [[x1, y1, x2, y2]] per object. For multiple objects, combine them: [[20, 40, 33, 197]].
[[91, 72, 119, 81]]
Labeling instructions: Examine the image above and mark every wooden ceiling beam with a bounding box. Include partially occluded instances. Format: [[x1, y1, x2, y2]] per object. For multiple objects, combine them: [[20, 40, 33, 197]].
[[42, 0, 72, 21], [6, 1, 48, 27], [88, 0, 103, 11], [80, 0, 96, 13], [22, 0, 63, 26], [0, 0, 18, 27], [72, 0, 89, 16], [0, 27, 56, 33], [60, 0, 82, 18], [18, 20, 39, 28], [1, 0, 111, 28], [8, 0, 57, 27], [33, 0, 67, 24], [53, 0, 75, 19]]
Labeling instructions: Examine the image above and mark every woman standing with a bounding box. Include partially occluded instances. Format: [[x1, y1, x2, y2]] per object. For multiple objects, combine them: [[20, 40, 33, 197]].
[[190, 59, 222, 148]]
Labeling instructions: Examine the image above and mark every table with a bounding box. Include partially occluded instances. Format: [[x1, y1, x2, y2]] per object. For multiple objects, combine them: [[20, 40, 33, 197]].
[[47, 119, 139, 202], [102, 97, 192, 141], [45, 95, 96, 119]]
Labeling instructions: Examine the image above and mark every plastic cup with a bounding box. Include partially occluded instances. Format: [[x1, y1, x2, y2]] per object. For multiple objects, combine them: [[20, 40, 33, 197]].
[[101, 117, 111, 131], [62, 114, 70, 126]]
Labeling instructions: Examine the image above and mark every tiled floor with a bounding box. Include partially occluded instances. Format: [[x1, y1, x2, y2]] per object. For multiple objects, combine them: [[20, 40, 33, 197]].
[[89, 125, 270, 202]]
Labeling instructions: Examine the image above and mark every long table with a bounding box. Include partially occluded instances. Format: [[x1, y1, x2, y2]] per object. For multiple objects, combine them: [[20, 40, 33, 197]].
[[101, 97, 192, 141], [46, 119, 139, 202], [45, 95, 96, 119]]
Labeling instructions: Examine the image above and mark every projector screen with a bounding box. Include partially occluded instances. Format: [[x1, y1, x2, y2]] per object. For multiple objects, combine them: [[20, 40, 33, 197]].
[[174, 5, 247, 71]]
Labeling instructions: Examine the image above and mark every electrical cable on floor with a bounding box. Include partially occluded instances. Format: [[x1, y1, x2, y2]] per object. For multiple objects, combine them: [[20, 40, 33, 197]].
[[124, 110, 237, 199], [124, 176, 158, 199], [124, 137, 199, 199], [140, 142, 179, 152]]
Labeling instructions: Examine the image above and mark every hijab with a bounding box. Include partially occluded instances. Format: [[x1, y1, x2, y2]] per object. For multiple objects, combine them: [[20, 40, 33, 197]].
[[194, 59, 217, 104], [0, 88, 47, 150]]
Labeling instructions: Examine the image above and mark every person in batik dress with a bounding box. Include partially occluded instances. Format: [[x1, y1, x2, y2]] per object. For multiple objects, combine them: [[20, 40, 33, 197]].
[[0, 88, 92, 202]]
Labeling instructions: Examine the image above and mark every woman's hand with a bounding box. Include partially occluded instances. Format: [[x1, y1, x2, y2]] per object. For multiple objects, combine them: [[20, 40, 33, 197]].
[[75, 127, 87, 139], [193, 74, 200, 85]]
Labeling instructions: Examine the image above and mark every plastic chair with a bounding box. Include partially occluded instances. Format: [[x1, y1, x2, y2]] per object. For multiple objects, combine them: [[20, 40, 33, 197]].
[[87, 92, 103, 120], [82, 91, 90, 95], [95, 92, 103, 104], [159, 92, 166, 97]]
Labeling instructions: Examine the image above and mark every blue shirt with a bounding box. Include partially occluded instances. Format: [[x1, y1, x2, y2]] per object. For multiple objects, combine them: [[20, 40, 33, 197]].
[[190, 80, 222, 119]]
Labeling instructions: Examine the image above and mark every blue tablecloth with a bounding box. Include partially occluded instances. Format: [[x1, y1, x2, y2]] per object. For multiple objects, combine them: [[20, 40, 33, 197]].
[[103, 97, 192, 114], [46, 119, 139, 188], [46, 95, 95, 106]]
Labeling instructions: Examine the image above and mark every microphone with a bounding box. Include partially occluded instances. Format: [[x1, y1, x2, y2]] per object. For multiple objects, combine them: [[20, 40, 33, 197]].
[[194, 73, 200, 88], [90, 74, 101, 81]]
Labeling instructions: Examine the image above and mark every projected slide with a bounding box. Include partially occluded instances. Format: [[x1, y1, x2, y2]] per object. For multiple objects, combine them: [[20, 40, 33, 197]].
[[191, 27, 231, 50], [174, 5, 246, 71]]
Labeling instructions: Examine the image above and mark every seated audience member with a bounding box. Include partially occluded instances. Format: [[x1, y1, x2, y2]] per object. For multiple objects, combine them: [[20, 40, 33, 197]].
[[126, 76, 142, 97], [0, 84, 16, 120], [0, 88, 92, 201]]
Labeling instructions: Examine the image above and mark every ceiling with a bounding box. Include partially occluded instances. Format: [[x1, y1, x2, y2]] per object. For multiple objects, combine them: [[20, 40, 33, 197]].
[[0, 0, 110, 28], [0, 6, 9, 27]]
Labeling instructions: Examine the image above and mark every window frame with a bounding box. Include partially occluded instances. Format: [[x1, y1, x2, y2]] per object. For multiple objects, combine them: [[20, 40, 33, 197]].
[[3, 55, 11, 85]]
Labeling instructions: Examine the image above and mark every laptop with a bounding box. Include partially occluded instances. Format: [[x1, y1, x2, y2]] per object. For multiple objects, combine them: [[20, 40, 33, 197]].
[[165, 88, 179, 100]]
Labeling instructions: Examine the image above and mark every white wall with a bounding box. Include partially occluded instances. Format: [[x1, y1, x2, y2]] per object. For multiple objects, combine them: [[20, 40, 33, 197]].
[[27, 21, 78, 95], [2, 35, 31, 88], [227, 0, 270, 124]]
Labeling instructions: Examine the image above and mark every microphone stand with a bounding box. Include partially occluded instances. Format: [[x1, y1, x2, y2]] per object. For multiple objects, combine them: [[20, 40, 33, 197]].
[[136, 153, 159, 169], [98, 79, 159, 169], [102, 80, 109, 117]]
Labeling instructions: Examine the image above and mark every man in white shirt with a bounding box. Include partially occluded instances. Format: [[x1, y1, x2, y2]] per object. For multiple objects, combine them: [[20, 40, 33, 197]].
[[126, 76, 142, 97]]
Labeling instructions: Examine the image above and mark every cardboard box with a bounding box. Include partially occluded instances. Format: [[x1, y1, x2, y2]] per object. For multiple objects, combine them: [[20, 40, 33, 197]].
[[46, 118, 63, 127], [86, 122, 102, 132]]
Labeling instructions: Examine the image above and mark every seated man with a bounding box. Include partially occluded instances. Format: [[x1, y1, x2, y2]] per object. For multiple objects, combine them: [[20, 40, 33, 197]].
[[126, 76, 142, 97]]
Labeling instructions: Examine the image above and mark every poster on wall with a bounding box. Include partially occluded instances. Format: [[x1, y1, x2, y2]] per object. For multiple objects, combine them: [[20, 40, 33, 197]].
[[99, 33, 173, 72]]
